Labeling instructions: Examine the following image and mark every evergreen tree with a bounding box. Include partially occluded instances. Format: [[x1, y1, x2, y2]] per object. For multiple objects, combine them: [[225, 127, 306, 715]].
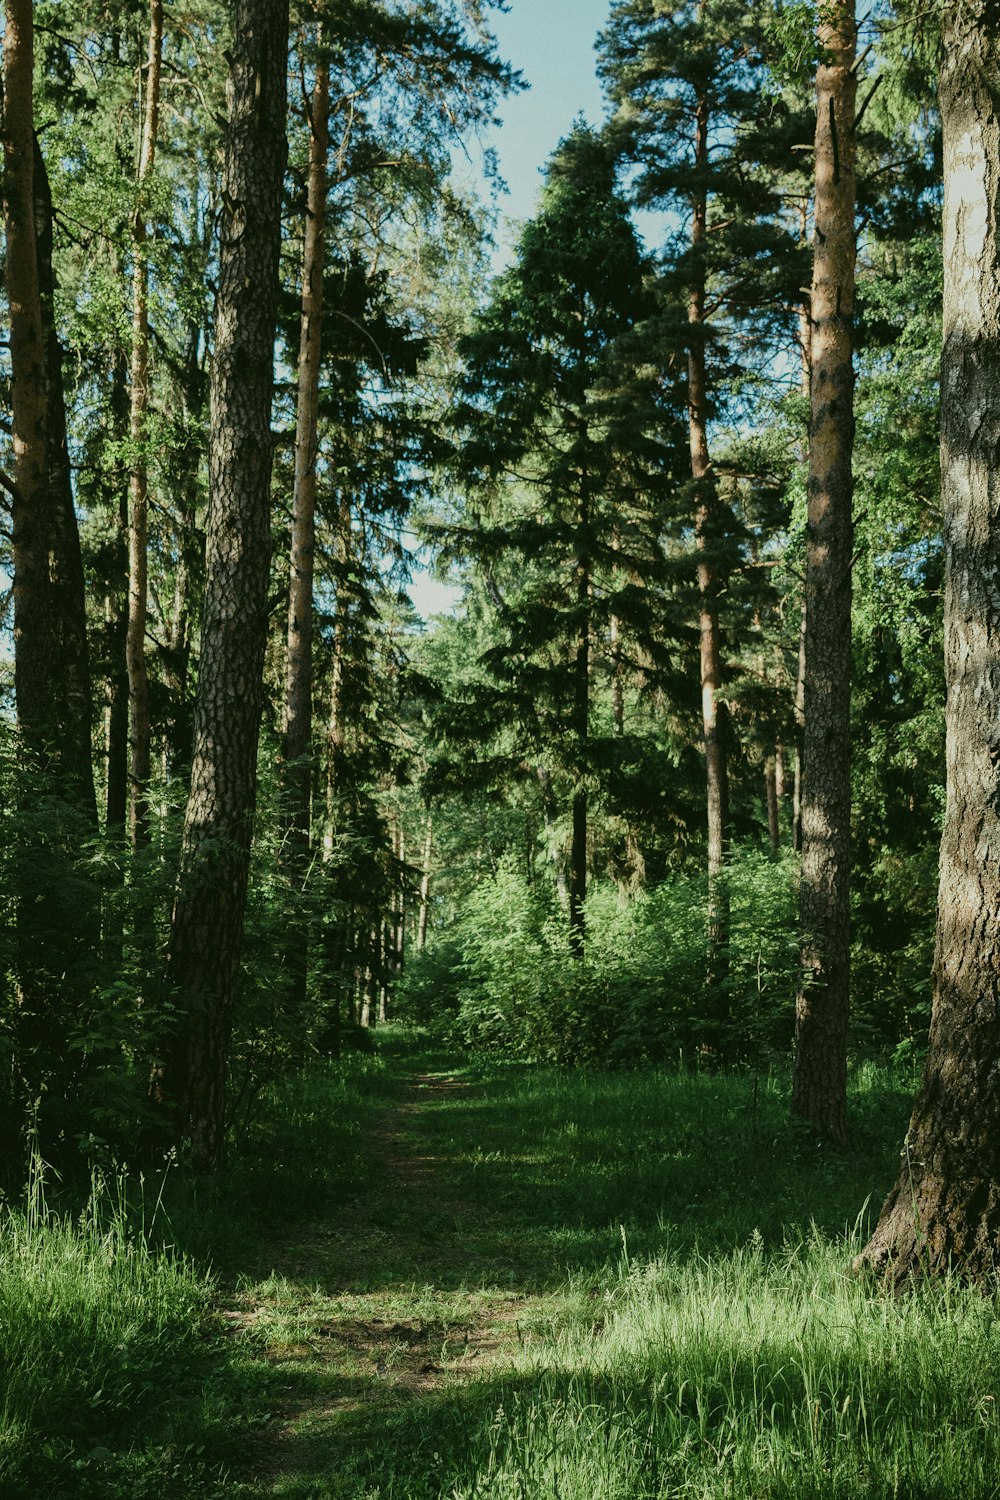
[[790, 0, 858, 1146], [857, 0, 1000, 1280], [599, 0, 806, 1011], [450, 126, 687, 954], [160, 0, 290, 1167]]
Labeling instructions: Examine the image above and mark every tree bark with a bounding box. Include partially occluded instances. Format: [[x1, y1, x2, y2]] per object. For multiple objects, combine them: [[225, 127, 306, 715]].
[[160, 0, 289, 1168], [792, 597, 807, 852], [765, 753, 780, 858], [32, 134, 97, 824], [791, 0, 856, 1145], [283, 51, 330, 1027], [688, 93, 730, 1028], [127, 0, 163, 848], [2, 0, 55, 754], [417, 811, 432, 950], [105, 347, 131, 835], [569, 513, 590, 957], [856, 0, 1000, 1279]]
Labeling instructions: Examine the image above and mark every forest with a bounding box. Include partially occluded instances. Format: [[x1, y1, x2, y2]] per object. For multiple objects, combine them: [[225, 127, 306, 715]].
[[1, 0, 1000, 1495]]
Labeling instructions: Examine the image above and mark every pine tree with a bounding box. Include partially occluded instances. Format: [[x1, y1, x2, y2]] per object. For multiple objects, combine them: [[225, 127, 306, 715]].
[[160, 0, 290, 1167], [856, 0, 1000, 1279], [791, 0, 858, 1146], [600, 0, 805, 1016]]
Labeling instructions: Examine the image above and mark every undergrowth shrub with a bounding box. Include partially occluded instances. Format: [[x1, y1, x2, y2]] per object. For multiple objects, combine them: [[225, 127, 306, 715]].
[[396, 850, 799, 1064]]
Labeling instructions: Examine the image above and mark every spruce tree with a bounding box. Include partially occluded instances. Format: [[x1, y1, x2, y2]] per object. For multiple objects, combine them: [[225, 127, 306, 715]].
[[452, 126, 685, 954]]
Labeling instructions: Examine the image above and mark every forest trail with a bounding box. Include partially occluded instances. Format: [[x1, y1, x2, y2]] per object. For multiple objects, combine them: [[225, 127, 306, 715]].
[[223, 1053, 560, 1495]]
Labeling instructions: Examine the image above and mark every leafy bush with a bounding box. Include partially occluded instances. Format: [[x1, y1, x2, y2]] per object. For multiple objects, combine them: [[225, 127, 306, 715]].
[[399, 850, 800, 1065]]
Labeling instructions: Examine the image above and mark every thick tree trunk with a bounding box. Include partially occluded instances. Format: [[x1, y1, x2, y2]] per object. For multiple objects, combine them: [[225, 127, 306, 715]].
[[2, 0, 55, 754], [791, 0, 856, 1145], [32, 135, 97, 824], [283, 54, 330, 1028], [160, 0, 289, 1168], [127, 0, 163, 848], [857, 3, 1000, 1280]]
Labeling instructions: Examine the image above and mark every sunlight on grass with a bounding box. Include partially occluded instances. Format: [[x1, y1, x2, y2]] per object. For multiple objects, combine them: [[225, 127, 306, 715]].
[[441, 1235, 1000, 1500], [6, 1038, 996, 1500]]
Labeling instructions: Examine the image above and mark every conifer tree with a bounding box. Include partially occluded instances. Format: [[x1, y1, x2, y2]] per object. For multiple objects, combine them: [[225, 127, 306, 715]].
[[791, 0, 857, 1146], [600, 0, 804, 1014], [857, 0, 1000, 1279], [160, 0, 290, 1167], [453, 127, 684, 954]]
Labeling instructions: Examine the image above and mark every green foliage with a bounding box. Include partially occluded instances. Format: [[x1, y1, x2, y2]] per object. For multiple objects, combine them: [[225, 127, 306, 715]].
[[398, 850, 800, 1064], [0, 1163, 214, 1498]]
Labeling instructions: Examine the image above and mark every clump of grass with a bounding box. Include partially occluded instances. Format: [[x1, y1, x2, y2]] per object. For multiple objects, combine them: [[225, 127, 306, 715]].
[[0, 1159, 217, 1498], [443, 1232, 1000, 1500]]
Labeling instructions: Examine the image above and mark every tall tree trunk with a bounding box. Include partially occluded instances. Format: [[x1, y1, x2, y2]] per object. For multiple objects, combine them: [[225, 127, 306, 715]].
[[2, 0, 55, 754], [127, 0, 163, 848], [160, 0, 289, 1168], [33, 137, 97, 824], [856, 1, 1000, 1280], [791, 0, 856, 1145], [765, 754, 780, 858], [792, 598, 807, 852], [283, 52, 330, 1031], [569, 512, 590, 957], [105, 344, 131, 835], [610, 612, 625, 735], [417, 811, 432, 951], [792, 205, 812, 855], [689, 94, 730, 1028]]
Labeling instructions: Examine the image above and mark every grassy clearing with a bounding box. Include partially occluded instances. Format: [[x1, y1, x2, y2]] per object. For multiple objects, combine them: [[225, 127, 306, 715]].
[[6, 1037, 1000, 1498]]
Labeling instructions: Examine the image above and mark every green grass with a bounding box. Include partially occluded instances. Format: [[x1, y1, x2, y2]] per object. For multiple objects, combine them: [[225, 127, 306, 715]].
[[0, 1162, 216, 1498], [6, 1036, 1000, 1498]]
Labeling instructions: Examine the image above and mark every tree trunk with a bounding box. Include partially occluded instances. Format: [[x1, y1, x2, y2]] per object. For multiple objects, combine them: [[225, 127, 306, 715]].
[[417, 811, 432, 950], [569, 519, 589, 957], [689, 94, 730, 1030], [791, 598, 807, 852], [791, 0, 856, 1145], [32, 137, 98, 823], [2, 0, 55, 755], [283, 52, 330, 1029], [127, 0, 163, 848], [160, 0, 289, 1168], [105, 347, 131, 835], [856, 2, 1000, 1280], [610, 612, 625, 734], [765, 754, 780, 858]]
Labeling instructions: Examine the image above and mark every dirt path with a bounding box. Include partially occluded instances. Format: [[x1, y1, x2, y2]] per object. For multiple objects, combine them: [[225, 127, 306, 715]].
[[222, 1067, 552, 1492]]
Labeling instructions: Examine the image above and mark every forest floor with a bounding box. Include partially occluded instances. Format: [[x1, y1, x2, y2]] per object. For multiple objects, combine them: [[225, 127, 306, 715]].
[[198, 1032, 981, 1500], [13, 1032, 1000, 1499], [221, 1051, 576, 1495]]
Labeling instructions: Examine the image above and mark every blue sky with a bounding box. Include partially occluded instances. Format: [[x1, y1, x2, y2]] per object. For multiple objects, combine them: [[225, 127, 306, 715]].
[[487, 0, 614, 231], [409, 0, 616, 618], [410, 1, 679, 620]]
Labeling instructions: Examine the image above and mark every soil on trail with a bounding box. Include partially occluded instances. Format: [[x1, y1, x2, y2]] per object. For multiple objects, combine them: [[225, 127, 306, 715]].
[[223, 1064, 552, 1493]]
